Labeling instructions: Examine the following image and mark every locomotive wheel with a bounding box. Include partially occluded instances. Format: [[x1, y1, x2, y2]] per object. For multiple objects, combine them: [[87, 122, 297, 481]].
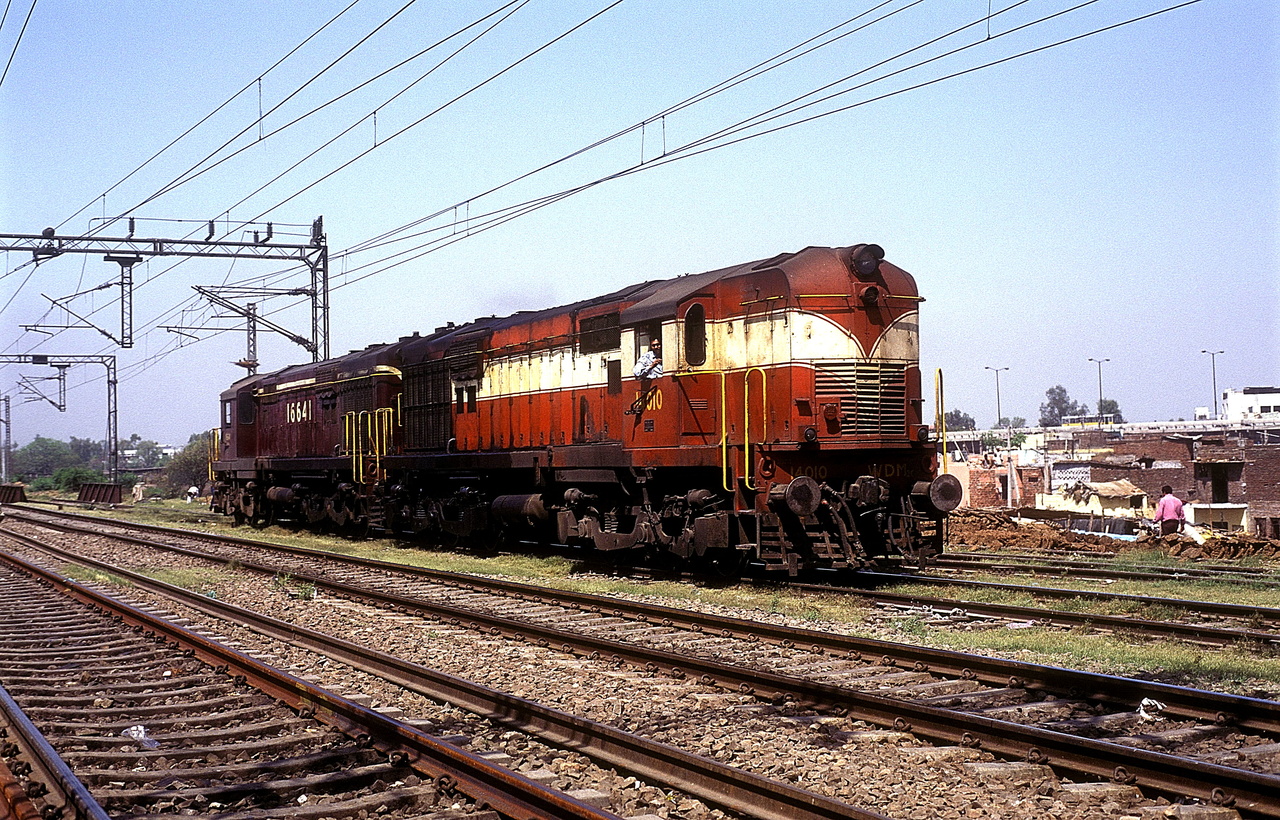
[[703, 547, 748, 577]]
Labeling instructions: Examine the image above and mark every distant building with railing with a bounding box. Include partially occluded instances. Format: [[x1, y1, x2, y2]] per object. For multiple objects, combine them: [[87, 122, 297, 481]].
[[1222, 387, 1280, 423], [937, 415, 1280, 537]]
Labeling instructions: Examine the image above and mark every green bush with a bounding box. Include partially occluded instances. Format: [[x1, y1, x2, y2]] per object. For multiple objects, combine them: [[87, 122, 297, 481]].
[[52, 466, 107, 493]]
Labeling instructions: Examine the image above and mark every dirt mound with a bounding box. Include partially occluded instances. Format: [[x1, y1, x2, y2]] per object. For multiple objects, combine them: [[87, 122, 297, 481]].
[[946, 508, 1118, 553], [1150, 532, 1280, 561], [947, 508, 1280, 560]]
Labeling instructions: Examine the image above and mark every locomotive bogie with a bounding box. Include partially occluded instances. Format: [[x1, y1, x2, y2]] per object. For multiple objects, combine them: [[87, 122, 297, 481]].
[[211, 244, 951, 573]]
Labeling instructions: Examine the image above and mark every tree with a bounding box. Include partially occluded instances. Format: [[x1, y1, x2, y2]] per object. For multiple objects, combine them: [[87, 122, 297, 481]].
[[1098, 398, 1125, 424], [135, 440, 166, 468], [981, 431, 1028, 449], [68, 436, 105, 468], [944, 409, 976, 431], [11, 436, 82, 479], [161, 432, 213, 495], [997, 416, 1027, 429], [1039, 385, 1089, 426]]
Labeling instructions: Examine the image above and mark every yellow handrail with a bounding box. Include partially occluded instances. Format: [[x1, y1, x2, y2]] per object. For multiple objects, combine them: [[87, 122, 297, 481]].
[[743, 367, 767, 490], [357, 411, 371, 483], [205, 428, 221, 482], [673, 369, 731, 491], [343, 412, 357, 481]]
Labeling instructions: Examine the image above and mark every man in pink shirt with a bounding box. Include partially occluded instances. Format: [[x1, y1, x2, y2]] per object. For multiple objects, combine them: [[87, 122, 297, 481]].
[[1153, 485, 1185, 535]]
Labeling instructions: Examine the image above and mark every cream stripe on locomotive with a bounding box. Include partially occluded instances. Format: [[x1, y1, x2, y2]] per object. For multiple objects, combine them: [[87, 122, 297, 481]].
[[477, 309, 918, 401]]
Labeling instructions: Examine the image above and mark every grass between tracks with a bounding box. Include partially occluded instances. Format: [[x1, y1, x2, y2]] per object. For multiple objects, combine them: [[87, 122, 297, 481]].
[[44, 500, 1280, 694]]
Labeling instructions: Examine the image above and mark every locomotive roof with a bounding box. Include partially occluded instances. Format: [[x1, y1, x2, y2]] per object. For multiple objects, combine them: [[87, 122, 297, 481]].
[[238, 243, 909, 391]]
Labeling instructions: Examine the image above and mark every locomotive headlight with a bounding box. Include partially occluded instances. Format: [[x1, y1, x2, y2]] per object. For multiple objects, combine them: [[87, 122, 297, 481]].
[[914, 424, 930, 442], [803, 426, 819, 443], [847, 243, 886, 279]]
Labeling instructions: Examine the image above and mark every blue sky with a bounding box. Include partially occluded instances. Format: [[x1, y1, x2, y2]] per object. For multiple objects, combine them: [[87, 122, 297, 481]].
[[1, 0, 1276, 448]]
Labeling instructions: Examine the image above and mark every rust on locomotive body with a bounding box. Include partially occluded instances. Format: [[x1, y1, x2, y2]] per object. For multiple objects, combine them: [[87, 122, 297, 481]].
[[210, 243, 959, 573]]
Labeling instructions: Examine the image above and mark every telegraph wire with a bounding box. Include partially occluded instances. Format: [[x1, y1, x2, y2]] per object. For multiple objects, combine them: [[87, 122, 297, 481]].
[[135, 0, 529, 207], [0, 0, 36, 89], [128, 0, 428, 214], [327, 0, 1206, 293], [244, 0, 629, 223], [56, 0, 366, 234]]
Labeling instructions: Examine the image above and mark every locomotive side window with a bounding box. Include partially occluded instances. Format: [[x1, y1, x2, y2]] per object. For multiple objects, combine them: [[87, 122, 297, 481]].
[[578, 313, 620, 354], [607, 359, 622, 394], [455, 387, 465, 414], [683, 303, 707, 366], [466, 384, 477, 412], [237, 391, 256, 425], [222, 400, 233, 427]]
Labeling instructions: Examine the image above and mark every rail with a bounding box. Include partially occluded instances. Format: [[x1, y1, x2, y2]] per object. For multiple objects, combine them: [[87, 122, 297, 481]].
[[0, 543, 625, 820], [1, 525, 886, 820], [8, 512, 1278, 815]]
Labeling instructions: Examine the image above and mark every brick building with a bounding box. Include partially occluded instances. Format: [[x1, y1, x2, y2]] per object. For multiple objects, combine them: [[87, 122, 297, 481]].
[[945, 427, 1280, 536]]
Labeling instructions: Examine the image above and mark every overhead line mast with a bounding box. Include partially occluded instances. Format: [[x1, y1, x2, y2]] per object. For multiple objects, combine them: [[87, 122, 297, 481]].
[[0, 216, 330, 360], [0, 355, 117, 482]]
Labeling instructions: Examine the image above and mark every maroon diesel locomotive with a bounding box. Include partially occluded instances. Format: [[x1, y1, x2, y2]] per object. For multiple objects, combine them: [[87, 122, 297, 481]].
[[211, 243, 961, 573]]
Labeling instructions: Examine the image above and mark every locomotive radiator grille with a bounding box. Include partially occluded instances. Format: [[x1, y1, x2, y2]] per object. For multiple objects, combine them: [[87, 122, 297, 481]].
[[814, 361, 907, 435], [403, 359, 452, 450]]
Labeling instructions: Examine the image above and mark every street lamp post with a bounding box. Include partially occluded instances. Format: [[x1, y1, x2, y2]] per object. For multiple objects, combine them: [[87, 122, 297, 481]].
[[1088, 357, 1109, 428], [985, 366, 1009, 447], [1200, 349, 1224, 420]]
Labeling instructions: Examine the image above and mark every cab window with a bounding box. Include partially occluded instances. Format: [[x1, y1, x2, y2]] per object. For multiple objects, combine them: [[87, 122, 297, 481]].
[[683, 303, 707, 366]]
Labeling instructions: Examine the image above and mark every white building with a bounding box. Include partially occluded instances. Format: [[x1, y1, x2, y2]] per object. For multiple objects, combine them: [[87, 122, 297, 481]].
[[1221, 387, 1280, 422]]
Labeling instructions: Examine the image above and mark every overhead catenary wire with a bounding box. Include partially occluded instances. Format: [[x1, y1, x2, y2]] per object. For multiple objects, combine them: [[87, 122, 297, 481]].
[[122, 0, 429, 216], [54, 0, 367, 234], [108, 0, 1208, 391], [0, 0, 37, 89], [105, 0, 1209, 385], [8, 0, 1208, 403], [131, 0, 530, 211], [1, 0, 539, 350], [242, 0, 629, 223], [328, 0, 1204, 293], [349, 0, 921, 254]]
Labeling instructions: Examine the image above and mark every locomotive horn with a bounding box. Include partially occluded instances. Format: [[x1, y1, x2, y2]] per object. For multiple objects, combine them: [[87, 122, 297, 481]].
[[847, 244, 885, 279]]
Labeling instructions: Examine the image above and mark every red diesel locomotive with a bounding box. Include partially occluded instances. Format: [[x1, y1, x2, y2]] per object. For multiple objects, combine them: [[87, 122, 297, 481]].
[[211, 243, 961, 573]]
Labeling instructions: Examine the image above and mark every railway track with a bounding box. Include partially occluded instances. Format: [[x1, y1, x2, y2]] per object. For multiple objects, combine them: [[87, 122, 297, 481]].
[[14, 507, 1280, 647], [855, 570, 1280, 642], [930, 550, 1280, 587], [3, 507, 1279, 817], [0, 524, 899, 820], [0, 549, 626, 820]]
